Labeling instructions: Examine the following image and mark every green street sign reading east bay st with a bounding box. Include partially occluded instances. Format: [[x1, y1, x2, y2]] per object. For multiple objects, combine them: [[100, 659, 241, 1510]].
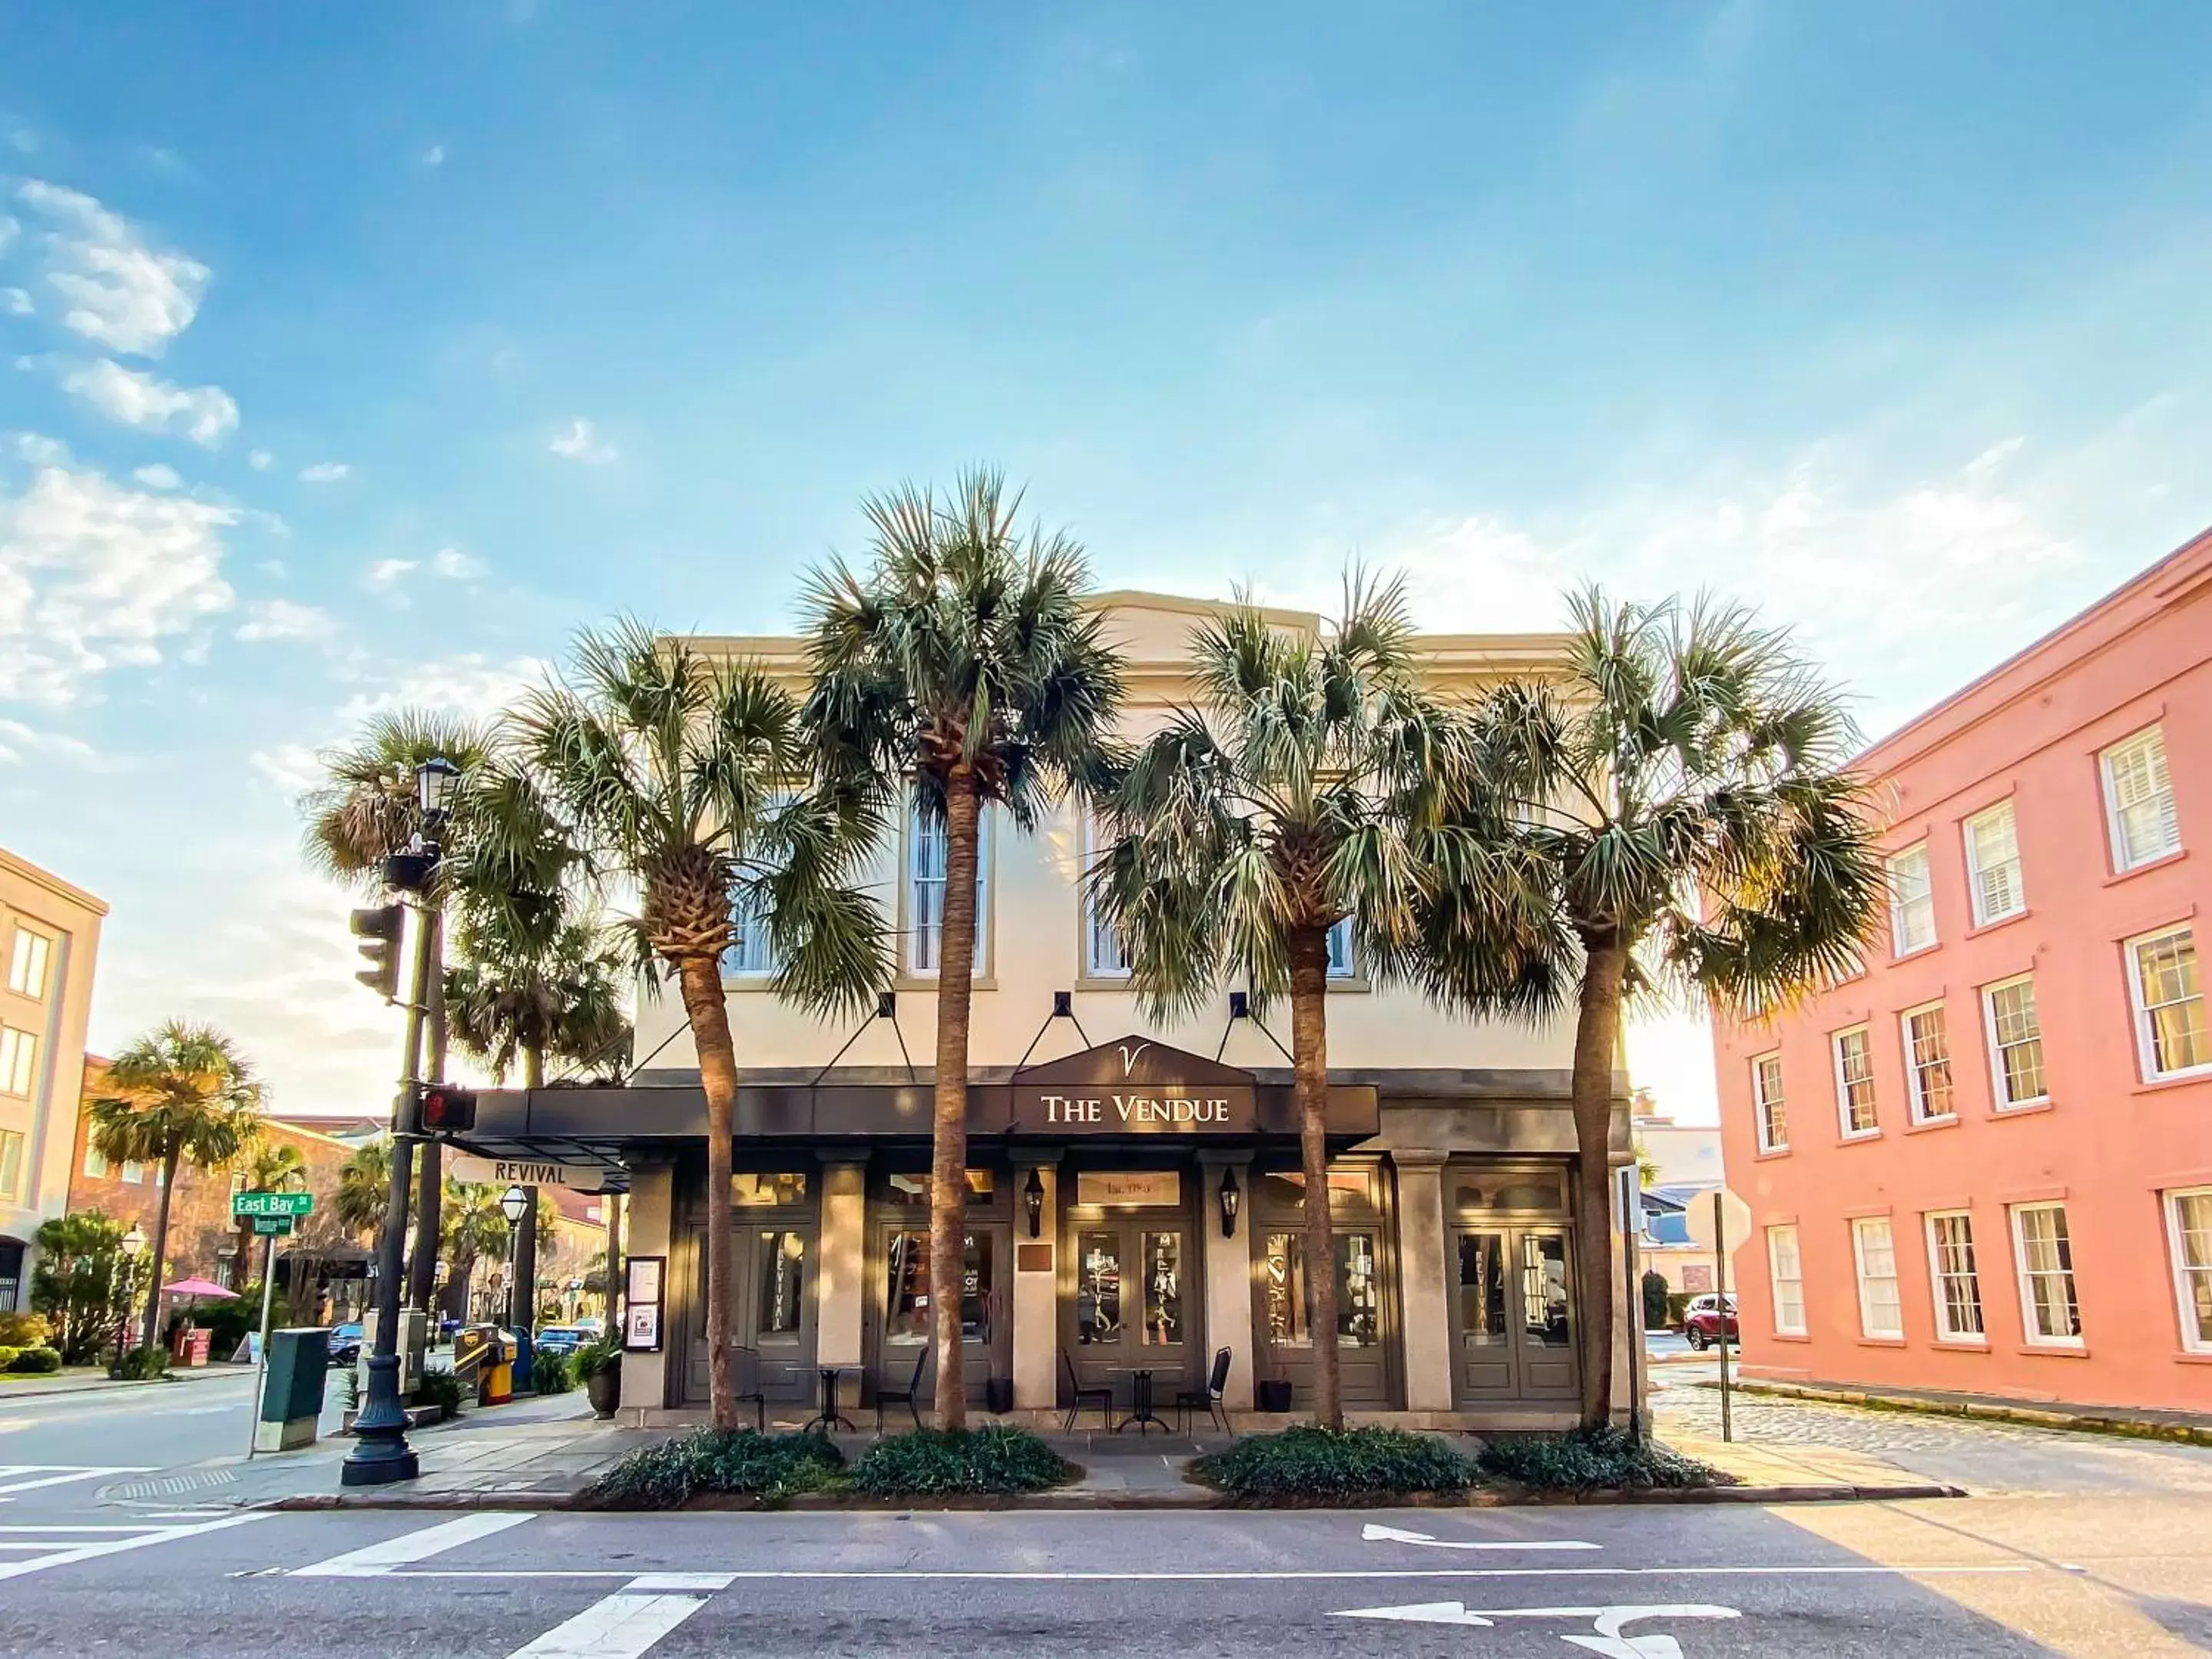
[[251, 1214, 294, 1236], [233, 1190, 313, 1220]]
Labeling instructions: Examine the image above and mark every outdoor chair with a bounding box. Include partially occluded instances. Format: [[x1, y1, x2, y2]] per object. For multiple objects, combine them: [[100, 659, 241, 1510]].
[[1174, 1346, 1233, 1435], [733, 1343, 767, 1432], [876, 1343, 930, 1435], [1061, 1348, 1114, 1432]]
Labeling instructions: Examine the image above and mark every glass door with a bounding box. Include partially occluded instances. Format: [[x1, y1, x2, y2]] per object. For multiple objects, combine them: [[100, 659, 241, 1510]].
[[1061, 1217, 1193, 1402], [879, 1224, 1007, 1406], [1447, 1226, 1578, 1405], [1450, 1230, 1516, 1400], [684, 1224, 817, 1407]]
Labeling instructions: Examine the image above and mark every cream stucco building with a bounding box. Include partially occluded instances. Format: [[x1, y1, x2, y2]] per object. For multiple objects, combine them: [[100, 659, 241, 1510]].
[[450, 593, 1634, 1429], [0, 846, 106, 1313]]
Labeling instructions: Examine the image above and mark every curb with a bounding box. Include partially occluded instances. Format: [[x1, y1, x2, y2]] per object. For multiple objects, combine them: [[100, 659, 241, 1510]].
[[0, 1366, 251, 1402], [258, 1479, 1961, 1514], [1713, 1379, 2212, 1447]]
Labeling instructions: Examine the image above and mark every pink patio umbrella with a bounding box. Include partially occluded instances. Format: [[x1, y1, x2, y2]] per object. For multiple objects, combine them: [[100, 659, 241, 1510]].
[[162, 1277, 238, 1300]]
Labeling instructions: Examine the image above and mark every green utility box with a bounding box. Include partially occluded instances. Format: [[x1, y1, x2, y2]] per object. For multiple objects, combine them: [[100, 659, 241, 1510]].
[[257, 1326, 331, 1452]]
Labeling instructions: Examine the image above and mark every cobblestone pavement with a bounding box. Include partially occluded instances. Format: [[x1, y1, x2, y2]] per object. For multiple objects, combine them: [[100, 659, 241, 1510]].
[[1653, 1369, 2212, 1495]]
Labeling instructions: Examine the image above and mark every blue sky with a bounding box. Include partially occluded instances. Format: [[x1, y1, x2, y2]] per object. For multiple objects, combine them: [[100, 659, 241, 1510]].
[[5, 2, 2212, 1122]]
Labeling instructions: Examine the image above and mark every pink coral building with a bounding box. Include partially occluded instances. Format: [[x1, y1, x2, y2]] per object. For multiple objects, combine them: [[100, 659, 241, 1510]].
[[1713, 529, 2212, 1414]]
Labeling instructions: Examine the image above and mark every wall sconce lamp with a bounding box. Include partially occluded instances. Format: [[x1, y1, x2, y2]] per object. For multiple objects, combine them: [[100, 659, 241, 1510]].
[[876, 991, 897, 1018], [1217, 1167, 1240, 1239], [1024, 1167, 1046, 1238], [1228, 991, 1250, 1020]]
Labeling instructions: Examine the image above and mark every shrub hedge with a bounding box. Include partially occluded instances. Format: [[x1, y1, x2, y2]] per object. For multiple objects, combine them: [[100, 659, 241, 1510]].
[[7, 1346, 64, 1374], [1476, 1426, 1727, 1493], [583, 1429, 846, 1510], [113, 1344, 170, 1381], [0, 1310, 53, 1348], [531, 1352, 576, 1395], [1190, 1426, 1480, 1500], [849, 1426, 1072, 1497], [413, 1369, 465, 1417]]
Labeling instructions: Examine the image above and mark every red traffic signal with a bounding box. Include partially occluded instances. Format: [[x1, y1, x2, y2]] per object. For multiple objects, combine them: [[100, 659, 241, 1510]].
[[419, 1084, 478, 1134]]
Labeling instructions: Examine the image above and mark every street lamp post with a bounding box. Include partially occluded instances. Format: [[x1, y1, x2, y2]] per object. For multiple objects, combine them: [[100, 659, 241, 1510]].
[[499, 1185, 528, 1330], [342, 754, 460, 1488], [114, 1224, 147, 1373]]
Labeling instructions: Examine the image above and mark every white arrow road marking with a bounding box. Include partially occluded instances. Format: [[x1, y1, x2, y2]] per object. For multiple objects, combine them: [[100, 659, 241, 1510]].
[[293, 1511, 536, 1577], [1364, 1522, 1601, 1551], [505, 1576, 730, 1657], [0, 1512, 270, 1581], [0, 1465, 155, 1498], [1334, 1602, 1740, 1655]]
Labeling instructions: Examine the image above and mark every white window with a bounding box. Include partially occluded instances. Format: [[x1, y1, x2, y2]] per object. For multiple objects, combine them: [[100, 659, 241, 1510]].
[[1887, 843, 1936, 955], [1926, 1212, 1984, 1341], [2128, 925, 2209, 1081], [0, 1026, 35, 1097], [1081, 813, 1128, 979], [1982, 976, 2048, 1110], [121, 1160, 144, 1185], [6, 926, 52, 999], [1833, 1026, 1878, 1137], [1766, 1224, 1806, 1336], [721, 790, 798, 979], [1326, 916, 1356, 980], [2012, 1203, 2083, 1345], [1750, 1053, 1788, 1153], [0, 1128, 22, 1202], [2166, 1188, 2212, 1354], [1901, 1002, 1955, 1124], [1962, 802, 2025, 926], [1851, 1216, 1903, 1338], [82, 1144, 111, 1181], [906, 798, 990, 977], [2101, 725, 2181, 873]]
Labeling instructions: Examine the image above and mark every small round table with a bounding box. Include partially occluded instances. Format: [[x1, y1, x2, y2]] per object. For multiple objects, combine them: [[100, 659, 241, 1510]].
[[1111, 1367, 1163, 1435], [803, 1366, 857, 1435]]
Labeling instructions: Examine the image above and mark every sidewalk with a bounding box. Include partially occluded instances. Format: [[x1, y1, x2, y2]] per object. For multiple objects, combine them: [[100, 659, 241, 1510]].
[[1721, 1376, 2212, 1445], [0, 1361, 252, 1402]]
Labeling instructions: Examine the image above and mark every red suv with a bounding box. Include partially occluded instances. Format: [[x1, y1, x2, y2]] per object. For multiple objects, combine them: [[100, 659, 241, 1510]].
[[1682, 1293, 1739, 1350]]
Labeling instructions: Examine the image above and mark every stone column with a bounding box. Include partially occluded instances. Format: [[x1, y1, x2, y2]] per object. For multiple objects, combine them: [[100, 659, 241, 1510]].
[[618, 1160, 674, 1424], [1198, 1154, 1255, 1412], [1392, 1150, 1455, 1414], [1012, 1159, 1058, 1410], [816, 1160, 868, 1413]]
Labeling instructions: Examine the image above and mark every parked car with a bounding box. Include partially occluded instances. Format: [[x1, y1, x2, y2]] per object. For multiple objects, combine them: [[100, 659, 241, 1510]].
[[325, 1322, 365, 1365], [532, 1326, 587, 1357], [572, 1316, 605, 1337], [1681, 1293, 1739, 1350]]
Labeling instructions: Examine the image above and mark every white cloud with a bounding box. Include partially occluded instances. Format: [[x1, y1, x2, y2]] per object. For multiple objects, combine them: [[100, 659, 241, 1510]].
[[247, 449, 273, 470], [0, 715, 103, 768], [548, 417, 616, 464], [336, 652, 543, 724], [0, 215, 17, 255], [131, 462, 180, 489], [9, 432, 68, 465], [364, 557, 417, 590], [0, 459, 237, 704], [235, 598, 335, 643], [1, 287, 30, 317], [298, 461, 349, 482], [59, 357, 239, 445], [15, 180, 210, 356], [421, 144, 446, 169], [429, 545, 486, 580]]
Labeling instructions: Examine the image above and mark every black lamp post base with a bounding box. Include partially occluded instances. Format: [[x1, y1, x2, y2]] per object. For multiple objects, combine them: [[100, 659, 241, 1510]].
[[340, 1443, 420, 1485], [341, 1353, 419, 1486]]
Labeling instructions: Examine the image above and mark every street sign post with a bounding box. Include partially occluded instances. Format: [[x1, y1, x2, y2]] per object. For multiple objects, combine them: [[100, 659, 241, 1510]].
[[233, 1191, 311, 1461], [251, 1215, 295, 1237], [233, 1191, 314, 1220]]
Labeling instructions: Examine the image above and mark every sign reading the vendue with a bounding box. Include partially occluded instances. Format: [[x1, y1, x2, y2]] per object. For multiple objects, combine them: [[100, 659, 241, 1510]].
[[1009, 1036, 1258, 1134]]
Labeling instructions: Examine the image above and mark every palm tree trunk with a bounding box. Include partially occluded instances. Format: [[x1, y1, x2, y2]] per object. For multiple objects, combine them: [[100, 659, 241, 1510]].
[[513, 1045, 544, 1339], [407, 910, 448, 1312], [142, 1146, 180, 1351], [929, 779, 981, 1432], [233, 1222, 253, 1293], [604, 1194, 624, 1330], [1570, 935, 1629, 1432], [675, 952, 741, 1431], [1290, 928, 1343, 1430]]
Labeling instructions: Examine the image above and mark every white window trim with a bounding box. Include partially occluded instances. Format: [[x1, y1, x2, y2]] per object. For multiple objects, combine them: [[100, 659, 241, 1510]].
[[1078, 811, 1130, 982], [1962, 801, 2026, 927], [1924, 1210, 1984, 1343], [1750, 1052, 1787, 1153], [2166, 1187, 2212, 1356], [0, 1025, 35, 1098], [1900, 1000, 1956, 1125], [1887, 843, 1937, 958], [2101, 725, 2181, 874], [6, 925, 53, 999], [2010, 1202, 2085, 1349], [82, 1144, 110, 1181], [1766, 1224, 1806, 1336], [1979, 974, 2050, 1111], [901, 796, 994, 981], [2126, 922, 2211, 1084], [1851, 1216, 1904, 1339], [1832, 1025, 1879, 1140], [0, 1128, 22, 1204]]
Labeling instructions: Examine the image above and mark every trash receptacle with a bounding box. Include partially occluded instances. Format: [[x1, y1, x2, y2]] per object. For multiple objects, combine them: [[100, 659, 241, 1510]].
[[258, 1327, 331, 1452], [985, 1376, 1014, 1416]]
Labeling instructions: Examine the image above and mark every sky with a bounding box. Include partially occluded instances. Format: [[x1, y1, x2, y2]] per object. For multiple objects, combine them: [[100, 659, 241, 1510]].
[[5, 3, 2212, 1127]]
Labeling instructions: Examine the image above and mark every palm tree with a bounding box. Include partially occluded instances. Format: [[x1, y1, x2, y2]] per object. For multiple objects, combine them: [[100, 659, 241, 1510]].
[[445, 911, 633, 1091], [800, 470, 1122, 1429], [333, 1139, 392, 1242], [517, 620, 878, 1430], [1451, 588, 1883, 1429], [440, 1181, 513, 1323], [1094, 575, 1472, 1429], [88, 1023, 264, 1349], [230, 1138, 307, 1288]]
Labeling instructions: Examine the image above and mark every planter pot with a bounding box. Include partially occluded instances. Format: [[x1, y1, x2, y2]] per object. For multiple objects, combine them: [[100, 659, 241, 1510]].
[[1256, 1380, 1293, 1413], [985, 1376, 1014, 1416], [585, 1367, 621, 1419]]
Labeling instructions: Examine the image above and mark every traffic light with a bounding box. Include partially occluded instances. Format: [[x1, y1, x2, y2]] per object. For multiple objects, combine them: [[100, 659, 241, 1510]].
[[418, 1084, 478, 1134], [349, 905, 404, 1001]]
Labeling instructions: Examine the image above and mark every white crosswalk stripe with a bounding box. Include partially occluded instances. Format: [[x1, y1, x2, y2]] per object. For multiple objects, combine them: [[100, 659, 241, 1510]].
[[0, 1464, 156, 1498], [292, 1511, 537, 1578], [505, 1575, 734, 1658], [0, 1512, 270, 1581]]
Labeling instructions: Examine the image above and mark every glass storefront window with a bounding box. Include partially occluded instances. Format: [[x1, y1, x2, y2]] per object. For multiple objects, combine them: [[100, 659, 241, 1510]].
[[732, 1172, 809, 1207], [1262, 1230, 1379, 1348], [1076, 1230, 1122, 1344], [757, 1230, 805, 1336], [1453, 1171, 1564, 1213], [1259, 1168, 1374, 1210], [886, 1170, 995, 1206], [885, 1230, 929, 1345], [1520, 1233, 1571, 1348], [962, 1232, 994, 1343], [1141, 1232, 1183, 1346], [1458, 1233, 1508, 1348]]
